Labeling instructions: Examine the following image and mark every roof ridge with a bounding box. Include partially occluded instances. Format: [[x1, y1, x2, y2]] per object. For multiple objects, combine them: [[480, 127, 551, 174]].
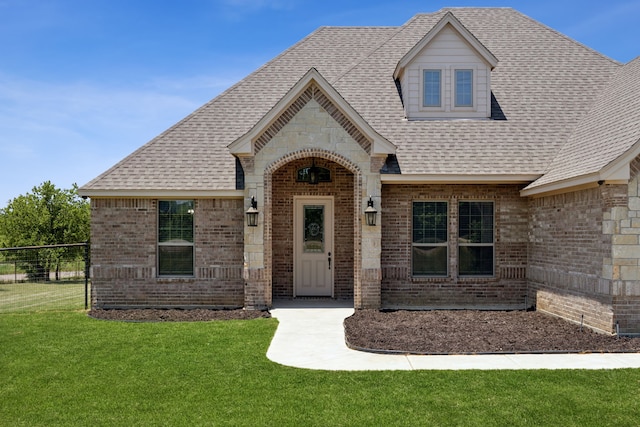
[[531, 53, 629, 189], [330, 12, 440, 85], [540, 67, 619, 178]]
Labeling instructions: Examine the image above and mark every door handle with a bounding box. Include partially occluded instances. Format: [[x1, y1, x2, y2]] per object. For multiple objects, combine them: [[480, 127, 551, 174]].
[[328, 252, 331, 270]]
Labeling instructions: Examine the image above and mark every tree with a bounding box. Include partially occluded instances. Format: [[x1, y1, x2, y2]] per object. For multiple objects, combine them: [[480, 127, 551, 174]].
[[0, 181, 90, 281]]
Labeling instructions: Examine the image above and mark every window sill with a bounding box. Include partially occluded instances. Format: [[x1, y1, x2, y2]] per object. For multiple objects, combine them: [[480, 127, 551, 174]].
[[157, 276, 196, 282]]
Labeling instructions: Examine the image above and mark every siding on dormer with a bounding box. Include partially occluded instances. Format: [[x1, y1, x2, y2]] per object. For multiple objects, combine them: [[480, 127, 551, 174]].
[[402, 24, 491, 119]]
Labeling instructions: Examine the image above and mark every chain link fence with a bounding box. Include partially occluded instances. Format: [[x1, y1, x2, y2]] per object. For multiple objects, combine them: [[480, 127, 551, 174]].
[[0, 243, 90, 313]]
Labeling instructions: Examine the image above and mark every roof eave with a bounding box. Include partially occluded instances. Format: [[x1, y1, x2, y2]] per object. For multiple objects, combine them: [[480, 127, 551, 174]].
[[522, 139, 640, 197], [382, 174, 539, 185], [77, 189, 244, 199]]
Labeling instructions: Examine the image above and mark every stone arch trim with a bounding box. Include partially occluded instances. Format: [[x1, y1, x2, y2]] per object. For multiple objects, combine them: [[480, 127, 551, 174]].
[[262, 148, 363, 305], [254, 83, 372, 155], [264, 148, 362, 177]]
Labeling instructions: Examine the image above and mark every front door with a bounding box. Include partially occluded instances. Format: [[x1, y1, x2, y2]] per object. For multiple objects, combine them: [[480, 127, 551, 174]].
[[294, 197, 334, 297]]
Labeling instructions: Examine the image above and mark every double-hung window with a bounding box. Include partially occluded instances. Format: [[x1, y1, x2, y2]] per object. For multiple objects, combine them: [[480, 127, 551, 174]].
[[158, 200, 194, 276], [423, 69, 442, 107], [412, 201, 448, 276], [454, 69, 473, 107], [458, 201, 494, 276]]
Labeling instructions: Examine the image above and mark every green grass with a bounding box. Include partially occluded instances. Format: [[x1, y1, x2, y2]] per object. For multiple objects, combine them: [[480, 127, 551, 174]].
[[1, 312, 639, 426], [0, 281, 87, 313]]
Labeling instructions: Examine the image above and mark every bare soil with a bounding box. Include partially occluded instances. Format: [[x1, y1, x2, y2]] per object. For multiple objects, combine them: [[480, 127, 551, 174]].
[[344, 309, 640, 354]]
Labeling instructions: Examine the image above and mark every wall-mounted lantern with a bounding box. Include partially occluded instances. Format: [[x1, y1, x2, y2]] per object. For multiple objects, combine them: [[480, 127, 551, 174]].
[[365, 196, 377, 226], [246, 196, 259, 227]]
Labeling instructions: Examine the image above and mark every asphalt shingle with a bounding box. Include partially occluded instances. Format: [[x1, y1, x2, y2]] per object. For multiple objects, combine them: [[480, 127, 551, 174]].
[[527, 56, 640, 189], [80, 8, 629, 194]]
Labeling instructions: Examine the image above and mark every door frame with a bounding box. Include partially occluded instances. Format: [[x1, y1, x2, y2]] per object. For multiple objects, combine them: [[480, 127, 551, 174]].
[[293, 195, 334, 297]]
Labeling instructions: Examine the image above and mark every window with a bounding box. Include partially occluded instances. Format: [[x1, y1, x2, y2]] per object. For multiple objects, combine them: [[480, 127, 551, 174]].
[[423, 70, 441, 107], [455, 69, 473, 107], [412, 201, 448, 276], [458, 201, 494, 276], [296, 166, 331, 183], [158, 200, 194, 276]]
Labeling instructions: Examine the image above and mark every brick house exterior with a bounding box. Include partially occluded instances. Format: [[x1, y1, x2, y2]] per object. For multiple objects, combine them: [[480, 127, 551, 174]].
[[79, 9, 640, 334]]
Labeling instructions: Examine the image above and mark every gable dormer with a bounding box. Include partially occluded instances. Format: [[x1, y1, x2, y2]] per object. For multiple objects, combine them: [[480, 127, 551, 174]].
[[394, 12, 498, 120]]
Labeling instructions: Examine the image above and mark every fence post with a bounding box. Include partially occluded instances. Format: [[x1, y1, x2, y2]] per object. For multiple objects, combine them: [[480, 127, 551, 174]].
[[84, 241, 90, 310]]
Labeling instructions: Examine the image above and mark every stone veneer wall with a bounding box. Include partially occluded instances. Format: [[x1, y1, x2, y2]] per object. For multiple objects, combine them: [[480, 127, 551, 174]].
[[611, 155, 640, 333], [381, 184, 528, 308], [271, 158, 354, 299], [243, 94, 383, 309], [90, 198, 245, 308]]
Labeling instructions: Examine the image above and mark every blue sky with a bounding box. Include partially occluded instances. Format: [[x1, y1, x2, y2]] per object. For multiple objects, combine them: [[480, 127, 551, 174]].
[[1, 0, 639, 205]]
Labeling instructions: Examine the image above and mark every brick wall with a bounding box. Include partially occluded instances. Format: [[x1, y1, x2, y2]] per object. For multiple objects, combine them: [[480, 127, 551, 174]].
[[271, 158, 354, 299], [90, 198, 244, 308], [381, 184, 528, 308], [527, 187, 618, 333]]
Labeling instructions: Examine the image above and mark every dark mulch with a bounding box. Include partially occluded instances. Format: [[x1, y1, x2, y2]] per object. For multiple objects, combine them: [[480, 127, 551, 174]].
[[89, 308, 270, 322], [90, 307, 640, 355], [344, 309, 640, 354]]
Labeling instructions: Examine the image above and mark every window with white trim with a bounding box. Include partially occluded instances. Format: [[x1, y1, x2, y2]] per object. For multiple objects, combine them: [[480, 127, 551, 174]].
[[412, 201, 448, 276], [158, 200, 194, 276], [454, 69, 473, 107], [422, 69, 442, 107], [458, 201, 494, 276]]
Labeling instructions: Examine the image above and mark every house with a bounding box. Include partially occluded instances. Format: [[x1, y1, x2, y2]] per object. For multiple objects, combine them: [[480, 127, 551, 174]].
[[78, 8, 640, 334]]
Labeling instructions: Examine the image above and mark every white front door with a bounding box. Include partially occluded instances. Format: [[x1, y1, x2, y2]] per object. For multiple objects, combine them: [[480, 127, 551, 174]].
[[294, 197, 334, 297]]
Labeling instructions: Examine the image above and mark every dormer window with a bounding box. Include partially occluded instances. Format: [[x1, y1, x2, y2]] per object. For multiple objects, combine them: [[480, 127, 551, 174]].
[[394, 12, 498, 120], [423, 70, 442, 107], [455, 69, 473, 107]]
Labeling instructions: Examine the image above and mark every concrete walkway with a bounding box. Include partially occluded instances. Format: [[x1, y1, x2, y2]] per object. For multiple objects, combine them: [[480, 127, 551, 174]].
[[266, 300, 640, 371]]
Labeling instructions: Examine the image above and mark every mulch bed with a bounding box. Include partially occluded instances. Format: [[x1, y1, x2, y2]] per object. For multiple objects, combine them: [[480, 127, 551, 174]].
[[89, 307, 640, 354], [344, 309, 640, 354], [89, 308, 270, 322]]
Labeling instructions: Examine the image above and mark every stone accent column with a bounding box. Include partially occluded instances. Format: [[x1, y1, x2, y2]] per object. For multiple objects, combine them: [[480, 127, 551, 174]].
[[239, 156, 272, 310], [356, 157, 384, 309], [605, 160, 640, 333]]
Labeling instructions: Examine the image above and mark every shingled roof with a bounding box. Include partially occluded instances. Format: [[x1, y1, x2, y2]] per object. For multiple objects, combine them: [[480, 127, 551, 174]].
[[80, 7, 628, 196], [523, 56, 640, 193]]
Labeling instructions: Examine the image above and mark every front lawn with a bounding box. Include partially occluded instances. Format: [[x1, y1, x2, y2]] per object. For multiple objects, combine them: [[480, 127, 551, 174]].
[[1, 312, 639, 426], [0, 281, 86, 313]]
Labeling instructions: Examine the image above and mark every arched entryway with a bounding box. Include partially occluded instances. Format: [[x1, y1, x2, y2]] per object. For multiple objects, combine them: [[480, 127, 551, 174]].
[[265, 150, 362, 305], [232, 72, 392, 311]]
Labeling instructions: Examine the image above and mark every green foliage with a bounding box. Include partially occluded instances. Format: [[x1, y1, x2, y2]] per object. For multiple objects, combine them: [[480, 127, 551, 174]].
[[0, 182, 89, 280], [1, 313, 640, 426], [0, 181, 89, 247]]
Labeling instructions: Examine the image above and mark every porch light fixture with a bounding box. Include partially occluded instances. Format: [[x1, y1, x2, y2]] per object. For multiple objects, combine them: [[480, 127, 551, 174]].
[[308, 158, 320, 185], [365, 196, 377, 226], [246, 196, 259, 227]]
